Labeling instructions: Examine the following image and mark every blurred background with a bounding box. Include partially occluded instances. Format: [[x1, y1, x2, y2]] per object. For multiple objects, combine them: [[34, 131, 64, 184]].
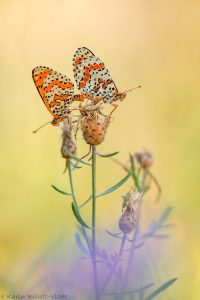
[[0, 0, 199, 298]]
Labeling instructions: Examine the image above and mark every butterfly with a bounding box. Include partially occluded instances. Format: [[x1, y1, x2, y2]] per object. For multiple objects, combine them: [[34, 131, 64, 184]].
[[32, 48, 139, 132], [32, 66, 82, 129], [73, 47, 140, 113]]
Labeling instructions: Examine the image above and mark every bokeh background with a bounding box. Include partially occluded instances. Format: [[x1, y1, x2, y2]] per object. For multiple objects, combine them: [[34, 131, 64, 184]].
[[0, 0, 200, 298]]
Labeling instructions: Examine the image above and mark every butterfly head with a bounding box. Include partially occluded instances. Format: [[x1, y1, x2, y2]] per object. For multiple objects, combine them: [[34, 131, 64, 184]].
[[51, 119, 60, 126], [118, 92, 127, 101], [119, 86, 141, 101]]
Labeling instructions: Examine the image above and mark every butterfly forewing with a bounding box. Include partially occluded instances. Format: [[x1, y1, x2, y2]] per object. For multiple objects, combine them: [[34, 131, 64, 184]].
[[32, 66, 74, 121], [73, 47, 118, 103]]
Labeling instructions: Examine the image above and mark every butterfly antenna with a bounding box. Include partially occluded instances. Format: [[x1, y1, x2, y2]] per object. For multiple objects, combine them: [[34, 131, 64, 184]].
[[124, 85, 141, 93], [32, 121, 51, 133]]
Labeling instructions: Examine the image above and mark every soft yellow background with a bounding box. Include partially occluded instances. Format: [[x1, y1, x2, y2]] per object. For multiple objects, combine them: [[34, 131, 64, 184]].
[[0, 0, 200, 298]]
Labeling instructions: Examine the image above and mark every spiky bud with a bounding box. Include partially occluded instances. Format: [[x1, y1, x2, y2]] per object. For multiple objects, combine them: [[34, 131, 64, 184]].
[[119, 206, 136, 234], [119, 192, 142, 234], [61, 116, 76, 161], [80, 113, 110, 145], [135, 149, 154, 169]]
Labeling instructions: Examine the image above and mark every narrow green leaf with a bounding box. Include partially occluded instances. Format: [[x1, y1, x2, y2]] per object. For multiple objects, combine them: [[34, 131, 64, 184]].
[[145, 278, 177, 300], [79, 195, 92, 208], [64, 149, 91, 166], [97, 172, 133, 198], [158, 206, 174, 225], [97, 151, 119, 158], [51, 185, 72, 196], [129, 154, 142, 192], [71, 161, 82, 170], [71, 202, 92, 229], [79, 172, 133, 208], [106, 283, 154, 296]]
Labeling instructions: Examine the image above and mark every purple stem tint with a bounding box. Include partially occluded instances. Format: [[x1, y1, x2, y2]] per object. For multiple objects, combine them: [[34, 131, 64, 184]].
[[91, 146, 100, 300], [100, 233, 127, 296]]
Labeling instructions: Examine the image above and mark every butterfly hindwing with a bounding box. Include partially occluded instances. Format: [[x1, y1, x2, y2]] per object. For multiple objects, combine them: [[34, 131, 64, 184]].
[[32, 66, 74, 121], [73, 47, 118, 103]]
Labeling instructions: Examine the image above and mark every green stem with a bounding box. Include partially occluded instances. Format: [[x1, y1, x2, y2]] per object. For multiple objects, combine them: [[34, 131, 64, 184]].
[[68, 162, 92, 254], [120, 168, 147, 299], [120, 201, 142, 298], [91, 146, 99, 300], [100, 233, 127, 296], [129, 154, 142, 192], [68, 162, 76, 204]]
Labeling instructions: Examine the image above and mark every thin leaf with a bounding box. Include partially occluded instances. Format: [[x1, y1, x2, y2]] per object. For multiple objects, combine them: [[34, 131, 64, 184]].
[[97, 172, 133, 198], [80, 172, 132, 208], [65, 149, 91, 166], [106, 283, 154, 296], [51, 185, 72, 196], [106, 230, 123, 239], [79, 195, 92, 208], [97, 151, 119, 158], [80, 172, 133, 208], [159, 223, 176, 229], [75, 233, 89, 255], [71, 202, 92, 229], [129, 154, 142, 192], [150, 206, 174, 231], [147, 233, 171, 240], [158, 206, 174, 225], [145, 278, 177, 300], [71, 161, 82, 170], [125, 244, 145, 252]]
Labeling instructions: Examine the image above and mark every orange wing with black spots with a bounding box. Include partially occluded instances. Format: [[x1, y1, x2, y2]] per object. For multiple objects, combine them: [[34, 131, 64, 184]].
[[32, 66, 74, 122], [73, 47, 119, 103]]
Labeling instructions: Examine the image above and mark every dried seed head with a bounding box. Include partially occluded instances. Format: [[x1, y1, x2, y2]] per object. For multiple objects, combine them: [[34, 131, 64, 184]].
[[135, 149, 154, 169], [61, 116, 76, 161], [119, 192, 142, 234], [119, 207, 136, 234], [80, 113, 111, 145]]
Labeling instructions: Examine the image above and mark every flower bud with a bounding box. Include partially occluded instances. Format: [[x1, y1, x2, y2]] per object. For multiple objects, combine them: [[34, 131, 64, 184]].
[[119, 207, 136, 234], [119, 192, 142, 234], [61, 116, 76, 161], [135, 149, 154, 169], [80, 113, 110, 145]]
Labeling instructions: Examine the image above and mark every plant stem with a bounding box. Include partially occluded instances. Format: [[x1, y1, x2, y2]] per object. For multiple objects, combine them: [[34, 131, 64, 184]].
[[120, 169, 147, 298], [68, 162, 76, 204], [91, 146, 99, 300], [120, 201, 142, 297], [129, 154, 142, 192], [68, 162, 92, 254], [100, 233, 127, 296]]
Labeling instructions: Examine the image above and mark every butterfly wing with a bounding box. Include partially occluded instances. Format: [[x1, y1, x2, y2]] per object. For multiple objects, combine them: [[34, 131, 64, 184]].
[[73, 47, 118, 103], [32, 66, 74, 121]]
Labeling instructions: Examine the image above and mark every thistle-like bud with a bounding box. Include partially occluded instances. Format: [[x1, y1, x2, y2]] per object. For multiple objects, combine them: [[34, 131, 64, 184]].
[[80, 112, 111, 145], [135, 149, 154, 169], [61, 116, 76, 161], [119, 206, 136, 234], [119, 192, 142, 234]]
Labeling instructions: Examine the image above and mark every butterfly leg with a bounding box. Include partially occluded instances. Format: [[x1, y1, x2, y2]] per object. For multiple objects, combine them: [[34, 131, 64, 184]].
[[110, 103, 118, 115], [98, 110, 107, 117], [74, 115, 82, 139]]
